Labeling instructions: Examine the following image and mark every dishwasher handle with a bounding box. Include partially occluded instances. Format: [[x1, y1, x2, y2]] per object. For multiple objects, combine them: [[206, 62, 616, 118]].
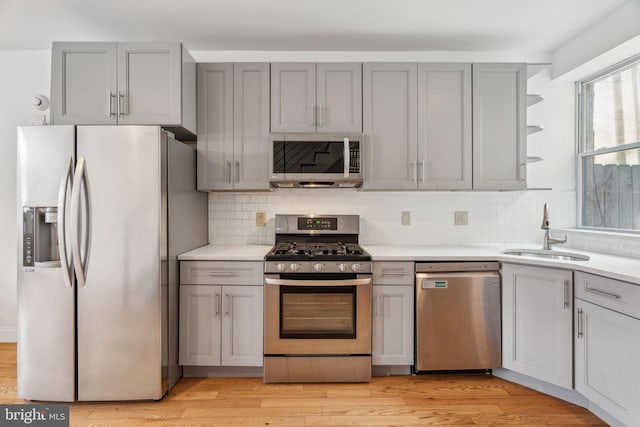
[[416, 271, 500, 289]]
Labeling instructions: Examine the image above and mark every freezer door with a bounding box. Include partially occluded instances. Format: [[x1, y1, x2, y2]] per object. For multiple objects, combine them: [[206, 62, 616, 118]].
[[415, 271, 501, 371], [75, 126, 163, 400], [17, 125, 76, 402]]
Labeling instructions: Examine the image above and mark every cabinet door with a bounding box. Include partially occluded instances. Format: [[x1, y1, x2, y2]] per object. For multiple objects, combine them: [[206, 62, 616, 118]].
[[196, 63, 234, 190], [362, 63, 418, 190], [418, 63, 472, 189], [221, 286, 263, 366], [233, 63, 271, 190], [116, 42, 182, 125], [51, 42, 117, 125], [575, 299, 640, 426], [271, 63, 316, 133], [472, 63, 526, 190], [179, 285, 222, 366], [372, 285, 414, 365], [316, 63, 362, 133], [502, 263, 573, 389]]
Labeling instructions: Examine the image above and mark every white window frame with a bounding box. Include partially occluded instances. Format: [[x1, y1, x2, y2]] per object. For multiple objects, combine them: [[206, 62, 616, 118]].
[[576, 54, 640, 233]]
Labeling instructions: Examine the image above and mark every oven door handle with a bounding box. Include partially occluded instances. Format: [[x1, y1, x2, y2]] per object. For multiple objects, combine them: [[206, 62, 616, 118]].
[[264, 278, 372, 287]]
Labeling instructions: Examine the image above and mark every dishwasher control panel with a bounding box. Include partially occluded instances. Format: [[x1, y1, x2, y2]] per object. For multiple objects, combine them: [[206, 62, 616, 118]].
[[415, 261, 499, 273]]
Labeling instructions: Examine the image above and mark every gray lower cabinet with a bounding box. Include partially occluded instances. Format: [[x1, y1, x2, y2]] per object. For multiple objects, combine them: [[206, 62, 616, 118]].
[[363, 63, 472, 190], [51, 42, 196, 139], [501, 263, 573, 389], [472, 63, 527, 189], [270, 62, 362, 133], [574, 272, 640, 426], [372, 262, 414, 365], [179, 261, 263, 367], [197, 63, 270, 190]]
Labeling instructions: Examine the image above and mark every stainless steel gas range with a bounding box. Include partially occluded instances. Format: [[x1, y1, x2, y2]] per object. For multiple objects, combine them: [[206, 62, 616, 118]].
[[263, 214, 372, 383]]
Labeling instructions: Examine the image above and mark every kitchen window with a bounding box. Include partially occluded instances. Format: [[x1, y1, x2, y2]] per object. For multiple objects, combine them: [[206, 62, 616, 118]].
[[577, 55, 640, 231]]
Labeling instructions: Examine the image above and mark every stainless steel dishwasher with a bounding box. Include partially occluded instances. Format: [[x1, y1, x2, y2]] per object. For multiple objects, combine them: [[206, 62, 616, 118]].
[[415, 262, 501, 372]]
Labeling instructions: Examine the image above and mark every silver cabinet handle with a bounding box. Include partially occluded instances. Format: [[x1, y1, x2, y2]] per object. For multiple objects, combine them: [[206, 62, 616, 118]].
[[70, 157, 91, 287], [57, 156, 74, 288], [585, 286, 622, 300], [577, 308, 584, 338], [224, 294, 231, 316], [107, 90, 115, 116], [380, 271, 407, 276], [344, 138, 350, 177], [563, 279, 570, 308], [418, 161, 425, 183], [215, 292, 220, 316], [208, 271, 237, 277], [226, 161, 232, 184], [118, 92, 126, 116], [318, 104, 325, 127], [235, 161, 240, 183]]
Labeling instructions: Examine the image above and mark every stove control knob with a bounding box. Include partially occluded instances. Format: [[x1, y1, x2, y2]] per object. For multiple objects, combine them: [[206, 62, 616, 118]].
[[276, 263, 287, 272], [289, 263, 300, 272], [351, 263, 362, 272], [338, 263, 348, 272], [313, 263, 324, 272]]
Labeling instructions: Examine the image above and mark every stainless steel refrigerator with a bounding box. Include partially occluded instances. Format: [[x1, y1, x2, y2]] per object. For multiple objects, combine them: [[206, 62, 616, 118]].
[[17, 125, 208, 401]]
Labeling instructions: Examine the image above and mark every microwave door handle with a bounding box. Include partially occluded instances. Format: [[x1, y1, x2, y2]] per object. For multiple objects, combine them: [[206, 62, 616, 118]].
[[344, 137, 350, 177]]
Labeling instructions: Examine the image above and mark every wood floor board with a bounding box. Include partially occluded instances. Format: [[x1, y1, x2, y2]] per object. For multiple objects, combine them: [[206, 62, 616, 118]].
[[0, 343, 608, 426]]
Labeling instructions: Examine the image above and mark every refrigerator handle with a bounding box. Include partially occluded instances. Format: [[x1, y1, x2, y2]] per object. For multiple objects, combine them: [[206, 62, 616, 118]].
[[71, 157, 91, 287], [57, 156, 74, 289]]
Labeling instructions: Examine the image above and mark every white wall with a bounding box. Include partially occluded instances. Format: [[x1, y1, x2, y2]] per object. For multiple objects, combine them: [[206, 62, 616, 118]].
[[0, 50, 50, 342]]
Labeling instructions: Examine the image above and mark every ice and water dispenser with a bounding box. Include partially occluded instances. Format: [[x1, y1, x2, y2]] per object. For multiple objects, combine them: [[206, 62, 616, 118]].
[[23, 207, 60, 268]]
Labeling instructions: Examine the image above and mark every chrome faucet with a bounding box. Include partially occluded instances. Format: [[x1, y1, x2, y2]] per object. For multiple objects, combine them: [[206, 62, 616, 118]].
[[541, 203, 567, 250]]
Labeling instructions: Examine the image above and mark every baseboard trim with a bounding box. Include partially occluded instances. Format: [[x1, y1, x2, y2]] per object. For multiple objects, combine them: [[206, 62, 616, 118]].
[[0, 327, 17, 343], [493, 368, 587, 407]]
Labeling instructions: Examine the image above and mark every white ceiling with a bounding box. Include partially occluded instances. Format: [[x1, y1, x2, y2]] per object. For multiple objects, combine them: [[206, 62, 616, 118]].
[[0, 0, 630, 54]]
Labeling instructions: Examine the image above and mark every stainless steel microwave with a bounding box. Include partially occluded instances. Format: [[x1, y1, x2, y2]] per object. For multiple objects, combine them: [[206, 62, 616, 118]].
[[269, 134, 363, 188]]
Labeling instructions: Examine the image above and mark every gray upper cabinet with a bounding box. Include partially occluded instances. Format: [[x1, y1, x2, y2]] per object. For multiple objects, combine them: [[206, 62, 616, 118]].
[[472, 63, 527, 190], [197, 63, 270, 191], [418, 63, 472, 190], [271, 63, 362, 133], [363, 63, 471, 190], [51, 42, 196, 139], [362, 63, 418, 190]]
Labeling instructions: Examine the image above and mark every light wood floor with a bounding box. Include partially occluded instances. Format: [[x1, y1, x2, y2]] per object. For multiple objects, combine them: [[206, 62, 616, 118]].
[[0, 343, 605, 426]]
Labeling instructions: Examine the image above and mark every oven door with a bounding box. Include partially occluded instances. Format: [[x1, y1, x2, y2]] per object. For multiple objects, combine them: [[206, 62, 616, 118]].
[[264, 276, 372, 355]]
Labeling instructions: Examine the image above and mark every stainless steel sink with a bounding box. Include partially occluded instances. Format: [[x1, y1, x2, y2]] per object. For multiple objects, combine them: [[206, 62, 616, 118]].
[[501, 249, 590, 261]]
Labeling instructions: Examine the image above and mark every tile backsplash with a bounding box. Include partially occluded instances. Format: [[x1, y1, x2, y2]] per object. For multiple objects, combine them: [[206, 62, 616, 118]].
[[208, 189, 577, 247]]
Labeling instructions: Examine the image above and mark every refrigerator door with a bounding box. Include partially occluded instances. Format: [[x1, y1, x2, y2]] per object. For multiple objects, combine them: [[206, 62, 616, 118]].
[[75, 126, 163, 400], [17, 125, 76, 402]]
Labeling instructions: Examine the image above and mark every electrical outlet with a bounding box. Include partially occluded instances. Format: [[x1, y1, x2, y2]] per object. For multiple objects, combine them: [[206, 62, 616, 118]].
[[454, 211, 468, 225], [256, 211, 267, 227], [401, 211, 411, 226]]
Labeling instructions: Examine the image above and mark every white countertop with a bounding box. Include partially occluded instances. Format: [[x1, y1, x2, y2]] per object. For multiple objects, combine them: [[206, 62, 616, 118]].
[[179, 243, 640, 286], [178, 244, 271, 261], [365, 244, 640, 286]]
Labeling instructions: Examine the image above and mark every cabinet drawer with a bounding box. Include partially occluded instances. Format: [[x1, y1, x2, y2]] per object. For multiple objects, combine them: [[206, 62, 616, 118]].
[[575, 271, 640, 319], [180, 261, 263, 285], [373, 262, 414, 285]]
